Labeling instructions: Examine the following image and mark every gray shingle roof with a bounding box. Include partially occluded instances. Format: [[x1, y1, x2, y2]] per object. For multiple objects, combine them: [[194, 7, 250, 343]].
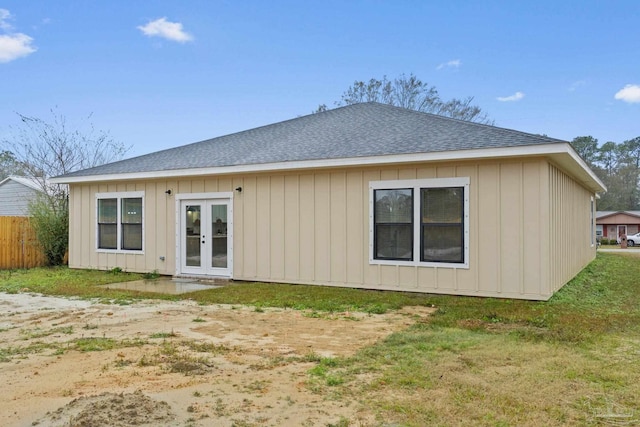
[[57, 102, 566, 179]]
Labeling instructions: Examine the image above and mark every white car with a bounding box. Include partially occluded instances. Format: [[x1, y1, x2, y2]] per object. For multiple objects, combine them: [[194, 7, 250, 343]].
[[626, 233, 640, 246]]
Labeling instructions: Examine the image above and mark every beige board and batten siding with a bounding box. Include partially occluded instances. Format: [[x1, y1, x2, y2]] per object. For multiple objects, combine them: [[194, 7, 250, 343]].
[[69, 180, 177, 274], [548, 163, 595, 294], [67, 157, 595, 300], [68, 177, 240, 274], [235, 158, 560, 300]]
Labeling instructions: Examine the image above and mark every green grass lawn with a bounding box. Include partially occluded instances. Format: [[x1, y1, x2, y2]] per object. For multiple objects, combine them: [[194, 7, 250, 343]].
[[1, 253, 639, 426]]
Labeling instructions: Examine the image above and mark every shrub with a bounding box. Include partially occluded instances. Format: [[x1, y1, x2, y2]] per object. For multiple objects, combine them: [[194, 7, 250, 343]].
[[28, 195, 68, 266]]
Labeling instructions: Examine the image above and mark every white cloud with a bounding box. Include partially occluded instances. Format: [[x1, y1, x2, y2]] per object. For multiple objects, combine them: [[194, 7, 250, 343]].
[[614, 84, 640, 103], [0, 8, 12, 30], [497, 91, 525, 102], [0, 33, 36, 62], [137, 17, 193, 43], [0, 9, 36, 63], [437, 59, 461, 70]]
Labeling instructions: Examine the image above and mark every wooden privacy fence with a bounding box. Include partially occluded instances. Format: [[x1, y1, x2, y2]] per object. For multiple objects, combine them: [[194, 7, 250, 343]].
[[0, 216, 47, 269]]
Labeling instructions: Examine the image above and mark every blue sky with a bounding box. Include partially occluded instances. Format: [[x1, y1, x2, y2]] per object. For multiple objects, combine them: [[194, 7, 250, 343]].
[[1, 1, 638, 158]]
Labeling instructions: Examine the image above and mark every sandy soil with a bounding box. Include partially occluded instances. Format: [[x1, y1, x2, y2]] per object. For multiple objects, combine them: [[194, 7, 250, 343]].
[[0, 292, 432, 427]]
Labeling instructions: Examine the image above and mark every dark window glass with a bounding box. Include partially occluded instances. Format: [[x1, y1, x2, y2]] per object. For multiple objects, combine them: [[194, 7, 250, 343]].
[[374, 189, 413, 260], [98, 199, 117, 249], [121, 198, 143, 250], [98, 197, 143, 251], [421, 187, 464, 263]]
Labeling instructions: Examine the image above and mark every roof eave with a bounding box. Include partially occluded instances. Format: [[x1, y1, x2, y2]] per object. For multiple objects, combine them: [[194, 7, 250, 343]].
[[0, 176, 46, 192], [50, 143, 606, 193], [597, 211, 640, 221]]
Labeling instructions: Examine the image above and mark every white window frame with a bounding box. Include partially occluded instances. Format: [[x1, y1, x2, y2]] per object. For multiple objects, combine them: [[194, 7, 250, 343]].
[[596, 224, 603, 238], [96, 191, 145, 253], [369, 177, 470, 269]]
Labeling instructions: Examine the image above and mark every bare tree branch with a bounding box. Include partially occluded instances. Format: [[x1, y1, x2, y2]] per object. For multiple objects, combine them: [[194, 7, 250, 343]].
[[1, 108, 129, 201], [331, 73, 494, 125]]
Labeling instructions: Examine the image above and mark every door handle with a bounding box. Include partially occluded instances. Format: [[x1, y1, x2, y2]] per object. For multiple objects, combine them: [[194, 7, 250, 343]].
[[201, 235, 205, 244]]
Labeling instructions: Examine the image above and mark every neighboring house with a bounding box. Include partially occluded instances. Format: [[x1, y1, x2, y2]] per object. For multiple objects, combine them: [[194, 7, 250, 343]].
[[596, 211, 640, 241], [0, 176, 43, 216], [51, 103, 606, 301]]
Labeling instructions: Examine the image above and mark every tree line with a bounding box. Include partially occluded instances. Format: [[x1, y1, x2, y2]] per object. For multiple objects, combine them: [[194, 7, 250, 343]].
[[571, 136, 640, 210]]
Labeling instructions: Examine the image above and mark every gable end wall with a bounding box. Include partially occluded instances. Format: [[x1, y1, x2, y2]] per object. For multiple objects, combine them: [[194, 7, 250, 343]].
[[548, 163, 596, 293], [0, 181, 39, 216]]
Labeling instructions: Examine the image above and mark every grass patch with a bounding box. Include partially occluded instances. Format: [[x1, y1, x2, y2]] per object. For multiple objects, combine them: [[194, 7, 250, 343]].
[[0, 267, 155, 302], [308, 253, 640, 426], [150, 331, 178, 339], [20, 326, 74, 340], [74, 337, 146, 352], [0, 266, 434, 311], [186, 281, 434, 313], [137, 341, 213, 376], [0, 341, 61, 361]]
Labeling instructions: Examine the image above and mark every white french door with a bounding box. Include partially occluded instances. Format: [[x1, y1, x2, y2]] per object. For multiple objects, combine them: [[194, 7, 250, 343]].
[[179, 197, 232, 277]]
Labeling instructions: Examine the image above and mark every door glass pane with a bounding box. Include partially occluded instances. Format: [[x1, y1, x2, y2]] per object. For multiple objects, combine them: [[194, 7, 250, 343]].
[[211, 204, 227, 268], [185, 205, 201, 267]]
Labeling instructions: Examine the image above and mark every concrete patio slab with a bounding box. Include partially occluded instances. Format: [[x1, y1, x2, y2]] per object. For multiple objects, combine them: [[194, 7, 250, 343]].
[[99, 277, 222, 295]]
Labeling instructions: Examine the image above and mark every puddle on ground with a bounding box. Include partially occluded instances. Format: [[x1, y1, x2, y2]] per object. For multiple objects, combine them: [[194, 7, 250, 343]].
[[99, 278, 221, 295]]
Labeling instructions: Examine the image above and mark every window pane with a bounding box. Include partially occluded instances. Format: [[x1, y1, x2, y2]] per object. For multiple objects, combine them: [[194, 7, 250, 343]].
[[122, 198, 142, 224], [375, 189, 412, 223], [421, 187, 464, 263], [98, 224, 117, 249], [422, 188, 463, 223], [423, 225, 463, 262], [375, 224, 413, 260], [122, 224, 142, 250], [98, 199, 117, 223]]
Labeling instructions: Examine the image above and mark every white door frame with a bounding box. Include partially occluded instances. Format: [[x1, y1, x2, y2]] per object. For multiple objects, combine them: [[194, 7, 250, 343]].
[[175, 192, 233, 277]]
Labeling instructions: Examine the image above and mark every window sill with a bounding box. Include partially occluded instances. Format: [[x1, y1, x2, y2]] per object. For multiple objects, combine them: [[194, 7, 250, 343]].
[[97, 249, 145, 255], [369, 258, 469, 269]]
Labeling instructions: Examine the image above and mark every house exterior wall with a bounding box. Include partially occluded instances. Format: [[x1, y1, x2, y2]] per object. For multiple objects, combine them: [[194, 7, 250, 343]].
[[0, 180, 39, 216], [67, 157, 596, 300], [602, 225, 640, 238], [596, 213, 640, 238], [548, 164, 596, 294]]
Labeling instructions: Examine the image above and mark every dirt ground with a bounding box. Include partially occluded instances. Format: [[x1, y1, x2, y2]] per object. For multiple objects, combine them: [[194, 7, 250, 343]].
[[0, 292, 432, 427]]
